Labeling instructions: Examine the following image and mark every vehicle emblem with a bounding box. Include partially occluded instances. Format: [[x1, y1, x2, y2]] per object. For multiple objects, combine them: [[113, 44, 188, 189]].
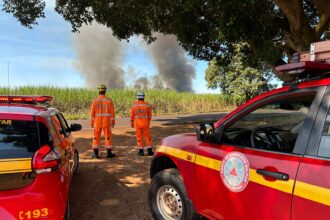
[[220, 151, 250, 192]]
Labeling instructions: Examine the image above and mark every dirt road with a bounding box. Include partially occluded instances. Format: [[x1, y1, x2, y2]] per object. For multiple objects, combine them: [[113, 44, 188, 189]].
[[70, 113, 222, 220]]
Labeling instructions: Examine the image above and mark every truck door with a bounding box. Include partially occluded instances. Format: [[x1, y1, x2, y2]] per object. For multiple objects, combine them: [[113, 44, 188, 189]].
[[194, 87, 324, 220], [292, 87, 330, 220]]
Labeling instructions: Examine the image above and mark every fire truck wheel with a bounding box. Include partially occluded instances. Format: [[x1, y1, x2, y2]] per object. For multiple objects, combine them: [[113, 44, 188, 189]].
[[72, 149, 79, 176], [149, 168, 196, 220]]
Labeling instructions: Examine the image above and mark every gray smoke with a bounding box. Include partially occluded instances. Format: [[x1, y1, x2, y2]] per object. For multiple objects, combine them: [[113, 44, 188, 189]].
[[147, 33, 196, 92], [152, 75, 166, 89], [73, 23, 126, 89], [73, 25, 196, 92], [134, 77, 149, 89]]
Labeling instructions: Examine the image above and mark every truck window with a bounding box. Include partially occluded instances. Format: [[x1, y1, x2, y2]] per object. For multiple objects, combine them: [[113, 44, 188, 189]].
[[0, 120, 39, 159], [51, 115, 65, 138], [0, 120, 49, 191], [318, 115, 330, 158], [56, 113, 69, 136], [38, 121, 52, 146], [222, 93, 316, 153]]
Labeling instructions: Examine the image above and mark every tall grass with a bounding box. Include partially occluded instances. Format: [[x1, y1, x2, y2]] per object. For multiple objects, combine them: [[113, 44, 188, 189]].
[[0, 86, 236, 119]]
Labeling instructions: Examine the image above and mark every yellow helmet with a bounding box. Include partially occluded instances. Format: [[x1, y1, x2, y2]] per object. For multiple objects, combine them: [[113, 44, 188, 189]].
[[97, 84, 107, 92]]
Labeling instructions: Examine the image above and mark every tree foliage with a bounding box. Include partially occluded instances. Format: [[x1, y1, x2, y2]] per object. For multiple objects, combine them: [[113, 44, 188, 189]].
[[205, 43, 276, 104], [1, 0, 45, 27], [2, 0, 330, 81]]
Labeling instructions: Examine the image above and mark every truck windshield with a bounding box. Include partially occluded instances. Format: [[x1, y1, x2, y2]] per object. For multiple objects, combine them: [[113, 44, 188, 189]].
[[0, 120, 39, 159], [0, 119, 49, 191]]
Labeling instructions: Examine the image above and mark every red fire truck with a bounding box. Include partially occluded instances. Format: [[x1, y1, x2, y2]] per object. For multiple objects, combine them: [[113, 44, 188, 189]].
[[149, 41, 330, 220], [0, 96, 81, 220]]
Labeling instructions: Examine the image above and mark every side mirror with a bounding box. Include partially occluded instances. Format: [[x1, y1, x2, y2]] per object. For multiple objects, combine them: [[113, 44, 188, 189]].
[[197, 123, 215, 142], [69, 123, 82, 132]]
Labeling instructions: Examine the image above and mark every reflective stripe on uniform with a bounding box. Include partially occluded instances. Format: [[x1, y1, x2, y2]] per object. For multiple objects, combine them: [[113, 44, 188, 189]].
[[95, 113, 112, 116], [97, 98, 112, 102], [133, 104, 149, 107], [134, 116, 148, 118]]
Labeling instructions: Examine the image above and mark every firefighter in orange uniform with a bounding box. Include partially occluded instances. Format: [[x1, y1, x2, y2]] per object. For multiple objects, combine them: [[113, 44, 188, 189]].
[[130, 92, 154, 156], [90, 84, 116, 158]]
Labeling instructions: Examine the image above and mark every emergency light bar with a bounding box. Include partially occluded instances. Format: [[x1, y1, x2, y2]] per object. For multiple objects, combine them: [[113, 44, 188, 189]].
[[275, 61, 330, 74], [0, 96, 53, 105], [275, 40, 330, 84]]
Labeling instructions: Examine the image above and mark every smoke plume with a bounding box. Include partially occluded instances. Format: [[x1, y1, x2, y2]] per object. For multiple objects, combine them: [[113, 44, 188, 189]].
[[152, 75, 166, 89], [147, 33, 196, 92], [73, 23, 126, 89], [73, 25, 196, 92], [134, 77, 149, 89]]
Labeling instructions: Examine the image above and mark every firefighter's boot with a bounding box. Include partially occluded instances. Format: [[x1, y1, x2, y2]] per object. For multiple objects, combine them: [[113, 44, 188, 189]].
[[137, 149, 144, 156], [106, 149, 116, 158], [92, 149, 100, 158], [147, 147, 154, 156]]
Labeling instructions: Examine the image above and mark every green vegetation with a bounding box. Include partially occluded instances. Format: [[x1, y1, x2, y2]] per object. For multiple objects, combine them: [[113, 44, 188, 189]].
[[0, 86, 236, 120], [205, 43, 276, 105]]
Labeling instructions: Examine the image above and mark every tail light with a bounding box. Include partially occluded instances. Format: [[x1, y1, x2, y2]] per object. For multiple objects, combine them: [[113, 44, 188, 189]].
[[33, 145, 60, 174]]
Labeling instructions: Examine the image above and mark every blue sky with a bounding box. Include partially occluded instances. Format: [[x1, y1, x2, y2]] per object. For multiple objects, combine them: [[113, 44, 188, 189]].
[[0, 1, 215, 93]]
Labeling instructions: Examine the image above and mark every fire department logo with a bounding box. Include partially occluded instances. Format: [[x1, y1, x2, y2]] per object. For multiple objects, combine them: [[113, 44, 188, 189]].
[[220, 151, 250, 192]]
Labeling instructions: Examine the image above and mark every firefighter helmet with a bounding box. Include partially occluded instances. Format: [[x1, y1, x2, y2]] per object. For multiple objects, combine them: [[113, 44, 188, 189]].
[[97, 84, 107, 92], [137, 91, 145, 99]]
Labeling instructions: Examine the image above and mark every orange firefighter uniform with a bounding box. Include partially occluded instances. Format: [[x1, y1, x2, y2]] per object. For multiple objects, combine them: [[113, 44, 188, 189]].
[[130, 100, 152, 149], [90, 95, 115, 149]]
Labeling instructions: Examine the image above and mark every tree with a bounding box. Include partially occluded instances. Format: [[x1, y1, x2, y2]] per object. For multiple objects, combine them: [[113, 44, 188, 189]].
[[3, 0, 330, 66], [205, 43, 276, 104], [2, 0, 45, 27]]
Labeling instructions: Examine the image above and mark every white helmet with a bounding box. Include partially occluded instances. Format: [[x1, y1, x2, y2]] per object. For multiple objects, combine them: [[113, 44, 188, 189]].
[[137, 91, 145, 99]]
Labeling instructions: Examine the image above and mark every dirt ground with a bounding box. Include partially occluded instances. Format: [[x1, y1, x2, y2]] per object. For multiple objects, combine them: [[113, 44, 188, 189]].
[[70, 122, 197, 220]]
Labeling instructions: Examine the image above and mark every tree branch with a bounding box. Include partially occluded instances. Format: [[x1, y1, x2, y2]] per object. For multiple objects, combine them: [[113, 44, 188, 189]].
[[313, 0, 330, 38], [274, 0, 315, 51]]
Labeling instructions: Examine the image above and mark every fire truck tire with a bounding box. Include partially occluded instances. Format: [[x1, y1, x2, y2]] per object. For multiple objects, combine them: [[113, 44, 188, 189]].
[[149, 168, 196, 220]]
